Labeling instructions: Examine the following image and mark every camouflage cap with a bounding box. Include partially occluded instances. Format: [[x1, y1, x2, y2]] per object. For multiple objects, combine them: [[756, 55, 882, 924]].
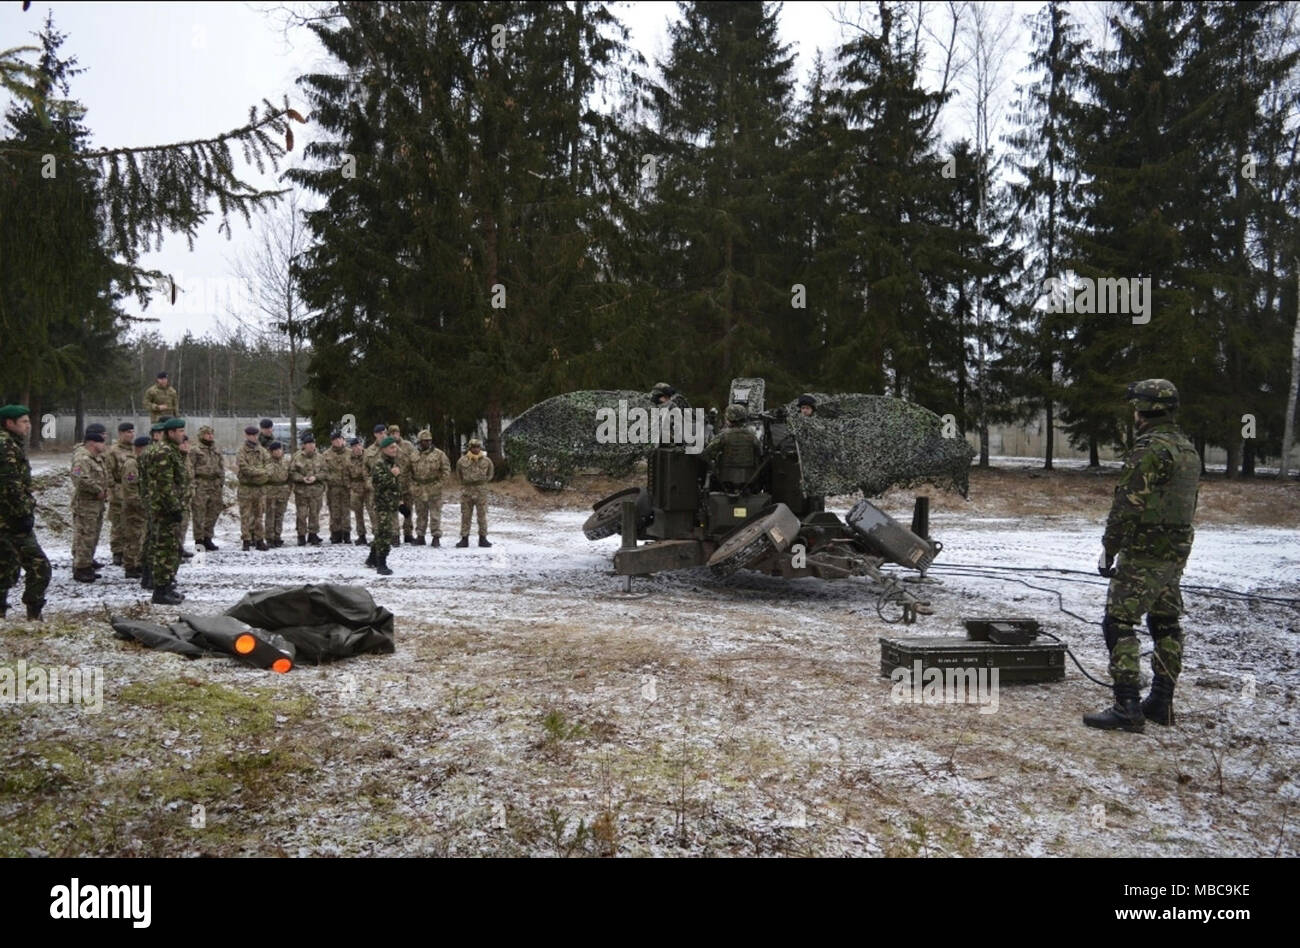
[[198, 425, 214, 438], [417, 429, 432, 440], [386, 425, 401, 435], [467, 437, 483, 449], [650, 382, 675, 400], [725, 404, 747, 423], [1126, 378, 1179, 412]]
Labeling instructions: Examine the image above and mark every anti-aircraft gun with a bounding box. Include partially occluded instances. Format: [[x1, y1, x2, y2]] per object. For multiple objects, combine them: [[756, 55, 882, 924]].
[[503, 378, 974, 623]]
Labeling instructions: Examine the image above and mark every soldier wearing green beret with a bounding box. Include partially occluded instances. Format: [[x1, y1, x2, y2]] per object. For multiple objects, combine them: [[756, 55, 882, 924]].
[[141, 417, 189, 605], [1085, 379, 1199, 733], [367, 436, 404, 575], [0, 405, 50, 620]]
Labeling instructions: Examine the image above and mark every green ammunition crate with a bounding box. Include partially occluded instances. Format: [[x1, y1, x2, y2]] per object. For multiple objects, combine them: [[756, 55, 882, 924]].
[[880, 636, 1066, 684]]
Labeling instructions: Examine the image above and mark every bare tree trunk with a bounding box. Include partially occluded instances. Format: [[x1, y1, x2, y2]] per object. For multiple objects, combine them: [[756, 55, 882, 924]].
[[1281, 262, 1300, 479]]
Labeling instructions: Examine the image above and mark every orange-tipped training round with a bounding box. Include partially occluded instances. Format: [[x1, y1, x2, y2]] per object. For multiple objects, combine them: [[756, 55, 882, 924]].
[[234, 633, 256, 655], [271, 657, 292, 674]]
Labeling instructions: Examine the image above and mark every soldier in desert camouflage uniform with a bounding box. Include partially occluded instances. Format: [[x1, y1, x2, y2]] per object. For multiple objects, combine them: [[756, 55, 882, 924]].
[[410, 429, 450, 546], [145, 371, 179, 425], [236, 425, 271, 551], [189, 425, 225, 551], [291, 432, 327, 545], [263, 441, 292, 547], [455, 437, 494, 547], [346, 437, 371, 545], [0, 405, 50, 620], [105, 422, 135, 565], [1085, 379, 1200, 733], [70, 429, 110, 583], [176, 434, 195, 560], [323, 429, 351, 543], [387, 425, 417, 543], [120, 436, 150, 579]]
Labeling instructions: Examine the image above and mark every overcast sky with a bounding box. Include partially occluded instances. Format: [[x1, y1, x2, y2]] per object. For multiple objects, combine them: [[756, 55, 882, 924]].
[[2, 1, 1068, 342]]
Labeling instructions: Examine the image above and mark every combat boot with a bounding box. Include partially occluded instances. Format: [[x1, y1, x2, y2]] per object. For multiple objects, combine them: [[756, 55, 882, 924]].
[[179, 546, 193, 560], [1083, 683, 1145, 733], [308, 533, 323, 546], [0, 592, 7, 618], [26, 600, 43, 621], [456, 536, 469, 548], [73, 566, 97, 583], [112, 552, 124, 566], [124, 566, 142, 579], [342, 531, 351, 543], [256, 539, 269, 551], [1141, 674, 1176, 726], [375, 551, 393, 576], [412, 535, 426, 546], [478, 536, 492, 548], [403, 531, 415, 545], [364, 547, 376, 568], [151, 584, 184, 606], [141, 563, 154, 590], [202, 538, 219, 551], [243, 540, 252, 552], [92, 558, 105, 568], [298, 535, 307, 546], [431, 537, 440, 548], [354, 533, 368, 546], [330, 531, 341, 544]]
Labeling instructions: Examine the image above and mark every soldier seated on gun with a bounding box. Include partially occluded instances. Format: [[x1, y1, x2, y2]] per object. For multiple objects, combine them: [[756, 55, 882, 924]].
[[701, 404, 761, 493], [649, 382, 676, 407]]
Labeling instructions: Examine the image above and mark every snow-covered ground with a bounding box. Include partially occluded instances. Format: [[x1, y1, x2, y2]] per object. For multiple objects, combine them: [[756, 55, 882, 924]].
[[3, 457, 1297, 857]]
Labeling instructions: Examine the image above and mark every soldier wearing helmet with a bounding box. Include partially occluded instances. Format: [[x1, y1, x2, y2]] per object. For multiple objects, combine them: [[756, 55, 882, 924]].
[[649, 382, 677, 406], [701, 404, 761, 492], [1085, 379, 1199, 733]]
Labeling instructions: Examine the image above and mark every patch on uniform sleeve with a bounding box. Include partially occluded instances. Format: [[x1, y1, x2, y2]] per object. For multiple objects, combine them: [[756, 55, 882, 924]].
[[72, 466, 82, 475], [126, 473, 137, 482]]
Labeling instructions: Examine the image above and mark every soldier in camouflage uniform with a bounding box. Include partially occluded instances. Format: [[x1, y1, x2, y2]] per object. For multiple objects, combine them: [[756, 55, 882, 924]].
[[291, 432, 327, 545], [367, 437, 403, 575], [411, 429, 450, 546], [70, 430, 110, 583], [323, 429, 351, 543], [141, 417, 189, 605], [105, 422, 135, 565], [455, 437, 494, 547], [138, 422, 160, 590], [189, 425, 224, 550], [120, 436, 150, 579], [263, 441, 292, 546], [176, 434, 195, 560], [346, 437, 371, 545], [387, 425, 417, 542], [362, 424, 388, 539], [236, 425, 271, 551], [1085, 379, 1200, 733], [257, 418, 276, 451], [145, 371, 179, 425], [701, 404, 762, 491], [0, 405, 50, 621]]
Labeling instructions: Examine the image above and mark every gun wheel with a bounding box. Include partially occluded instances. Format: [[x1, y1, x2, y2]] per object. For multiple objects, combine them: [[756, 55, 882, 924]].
[[583, 487, 642, 540], [707, 504, 798, 578]]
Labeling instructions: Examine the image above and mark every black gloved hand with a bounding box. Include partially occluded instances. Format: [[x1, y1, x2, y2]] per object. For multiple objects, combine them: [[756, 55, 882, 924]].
[[16, 513, 35, 534], [1097, 550, 1117, 578], [398, 504, 411, 518]]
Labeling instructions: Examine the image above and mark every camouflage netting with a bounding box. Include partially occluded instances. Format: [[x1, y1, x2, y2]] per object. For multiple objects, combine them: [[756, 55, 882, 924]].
[[503, 390, 692, 490], [787, 393, 974, 498]]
